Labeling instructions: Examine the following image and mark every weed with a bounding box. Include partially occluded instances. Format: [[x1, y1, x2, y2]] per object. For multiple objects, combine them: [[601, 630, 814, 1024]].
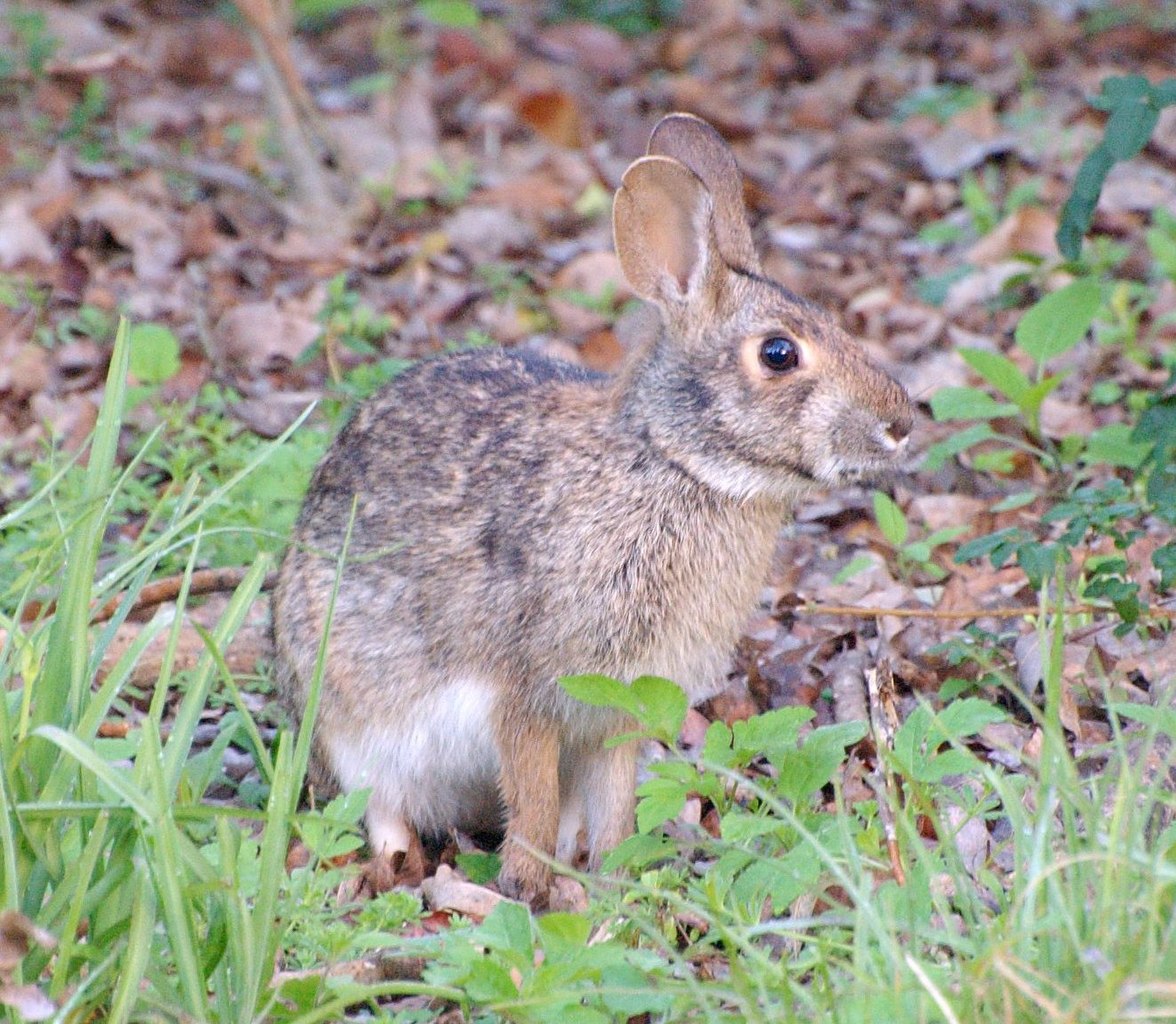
[[548, 0, 682, 37], [427, 156, 479, 207], [870, 490, 965, 583]]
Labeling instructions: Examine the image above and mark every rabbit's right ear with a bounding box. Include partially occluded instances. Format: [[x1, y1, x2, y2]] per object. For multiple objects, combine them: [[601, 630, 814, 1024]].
[[613, 155, 720, 310], [647, 113, 760, 276]]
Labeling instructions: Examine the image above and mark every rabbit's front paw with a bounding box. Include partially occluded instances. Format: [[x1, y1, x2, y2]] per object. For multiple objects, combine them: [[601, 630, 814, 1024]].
[[498, 849, 552, 909]]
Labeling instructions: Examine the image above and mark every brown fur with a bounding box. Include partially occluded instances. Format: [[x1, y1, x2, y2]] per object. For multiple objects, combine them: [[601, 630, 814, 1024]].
[[271, 114, 914, 903]]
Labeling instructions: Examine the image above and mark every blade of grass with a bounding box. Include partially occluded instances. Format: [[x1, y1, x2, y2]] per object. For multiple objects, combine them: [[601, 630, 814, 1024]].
[[160, 558, 268, 794], [138, 716, 208, 1018], [32, 318, 131, 765], [48, 809, 110, 999], [106, 865, 157, 1024]]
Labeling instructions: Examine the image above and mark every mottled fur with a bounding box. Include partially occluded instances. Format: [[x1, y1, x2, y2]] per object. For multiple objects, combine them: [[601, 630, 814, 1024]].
[[272, 114, 914, 902]]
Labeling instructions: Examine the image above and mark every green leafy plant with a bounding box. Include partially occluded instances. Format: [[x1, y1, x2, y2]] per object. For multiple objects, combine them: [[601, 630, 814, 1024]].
[[548, 0, 681, 36], [871, 491, 965, 582], [1057, 74, 1176, 259], [0, 8, 59, 82], [925, 276, 1140, 474]]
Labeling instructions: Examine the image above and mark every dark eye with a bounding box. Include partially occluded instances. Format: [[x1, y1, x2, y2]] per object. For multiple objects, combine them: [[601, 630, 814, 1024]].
[[759, 336, 800, 373]]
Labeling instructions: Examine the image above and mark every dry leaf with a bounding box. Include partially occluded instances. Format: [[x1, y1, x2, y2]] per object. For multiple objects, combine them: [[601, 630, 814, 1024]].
[[518, 90, 584, 149], [212, 301, 321, 374]]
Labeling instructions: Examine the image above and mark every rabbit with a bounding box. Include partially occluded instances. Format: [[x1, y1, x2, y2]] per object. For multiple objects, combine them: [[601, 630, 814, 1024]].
[[271, 112, 914, 904]]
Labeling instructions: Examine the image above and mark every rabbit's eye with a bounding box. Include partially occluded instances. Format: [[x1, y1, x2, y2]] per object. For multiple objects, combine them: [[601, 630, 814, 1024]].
[[759, 336, 800, 373]]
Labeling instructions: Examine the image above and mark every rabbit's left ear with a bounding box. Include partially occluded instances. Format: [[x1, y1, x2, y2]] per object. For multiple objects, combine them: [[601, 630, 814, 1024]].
[[647, 113, 760, 275], [613, 155, 722, 311]]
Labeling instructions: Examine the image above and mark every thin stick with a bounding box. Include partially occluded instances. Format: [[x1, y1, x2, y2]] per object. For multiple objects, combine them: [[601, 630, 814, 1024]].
[[20, 568, 280, 626], [798, 603, 1087, 621]]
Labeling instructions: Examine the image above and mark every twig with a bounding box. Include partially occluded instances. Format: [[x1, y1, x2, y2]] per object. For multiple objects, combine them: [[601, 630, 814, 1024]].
[[232, 0, 359, 232], [20, 567, 279, 626], [799, 603, 1088, 620], [800, 598, 1175, 621], [125, 139, 287, 213]]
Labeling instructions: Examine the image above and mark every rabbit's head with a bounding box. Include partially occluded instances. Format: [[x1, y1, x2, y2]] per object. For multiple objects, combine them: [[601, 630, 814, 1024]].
[[613, 114, 913, 506]]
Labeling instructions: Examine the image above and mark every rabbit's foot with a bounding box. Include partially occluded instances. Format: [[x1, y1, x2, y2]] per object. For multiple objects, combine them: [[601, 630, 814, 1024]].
[[497, 848, 553, 909]]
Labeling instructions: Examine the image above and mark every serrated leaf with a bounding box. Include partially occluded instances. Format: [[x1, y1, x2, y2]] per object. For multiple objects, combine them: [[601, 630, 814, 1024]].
[[1014, 278, 1100, 364], [774, 721, 866, 803], [559, 674, 638, 717], [930, 387, 1019, 422], [729, 707, 813, 766], [872, 490, 908, 546], [936, 697, 1007, 738], [635, 777, 688, 833], [629, 675, 688, 741], [959, 347, 1030, 405], [476, 900, 534, 959], [536, 912, 591, 955]]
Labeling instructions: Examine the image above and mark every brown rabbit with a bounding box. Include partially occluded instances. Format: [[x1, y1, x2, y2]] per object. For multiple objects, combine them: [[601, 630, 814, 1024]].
[[272, 113, 914, 904]]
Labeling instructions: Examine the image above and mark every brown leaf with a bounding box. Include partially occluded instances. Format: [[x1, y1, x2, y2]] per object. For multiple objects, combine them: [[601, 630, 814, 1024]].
[[548, 251, 628, 336], [0, 911, 56, 973], [0, 984, 56, 1021], [967, 206, 1059, 265], [534, 22, 637, 83], [518, 90, 584, 149], [212, 301, 321, 374], [80, 187, 181, 284], [421, 864, 505, 920], [0, 201, 54, 268]]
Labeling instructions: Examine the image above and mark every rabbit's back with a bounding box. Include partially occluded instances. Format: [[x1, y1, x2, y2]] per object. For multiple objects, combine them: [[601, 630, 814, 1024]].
[[274, 347, 781, 722]]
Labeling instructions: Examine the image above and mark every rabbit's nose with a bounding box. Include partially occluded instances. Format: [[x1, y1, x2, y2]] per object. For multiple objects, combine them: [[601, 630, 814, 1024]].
[[881, 416, 912, 452]]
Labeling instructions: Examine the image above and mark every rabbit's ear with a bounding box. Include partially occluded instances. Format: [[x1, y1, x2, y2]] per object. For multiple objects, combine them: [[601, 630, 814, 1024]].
[[647, 113, 760, 275], [613, 155, 721, 308]]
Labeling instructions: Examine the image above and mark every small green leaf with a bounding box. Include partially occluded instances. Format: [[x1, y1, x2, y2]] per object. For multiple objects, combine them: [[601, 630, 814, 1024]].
[[1081, 423, 1153, 469], [129, 322, 181, 384], [873, 491, 908, 547], [628, 675, 688, 741], [1014, 278, 1100, 365], [921, 423, 996, 471], [455, 852, 500, 884], [1019, 374, 1065, 422], [1017, 541, 1065, 589], [930, 387, 1019, 422], [635, 777, 688, 833], [833, 553, 876, 584], [417, 0, 479, 27], [990, 491, 1037, 513], [476, 900, 534, 958], [959, 347, 1030, 405], [1103, 84, 1160, 160], [1154, 542, 1176, 591], [559, 674, 638, 717], [1056, 145, 1114, 259]]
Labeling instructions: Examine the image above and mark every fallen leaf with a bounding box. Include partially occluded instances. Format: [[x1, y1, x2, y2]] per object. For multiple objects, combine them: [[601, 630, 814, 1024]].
[[518, 89, 583, 148], [0, 201, 54, 268], [212, 301, 321, 374], [421, 864, 505, 920], [968, 206, 1059, 265]]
